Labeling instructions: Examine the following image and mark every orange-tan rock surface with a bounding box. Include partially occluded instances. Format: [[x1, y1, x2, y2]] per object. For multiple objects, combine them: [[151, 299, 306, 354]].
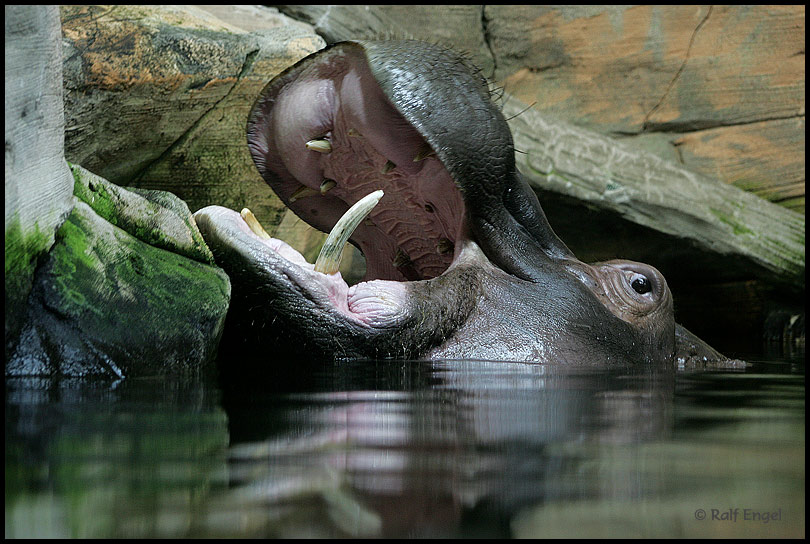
[[487, 5, 805, 213]]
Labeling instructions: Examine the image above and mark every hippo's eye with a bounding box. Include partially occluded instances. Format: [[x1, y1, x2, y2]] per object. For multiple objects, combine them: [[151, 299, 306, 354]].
[[630, 273, 652, 295]]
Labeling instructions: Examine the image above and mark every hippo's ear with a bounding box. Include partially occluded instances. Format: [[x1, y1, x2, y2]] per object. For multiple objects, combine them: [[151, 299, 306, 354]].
[[674, 323, 726, 362]]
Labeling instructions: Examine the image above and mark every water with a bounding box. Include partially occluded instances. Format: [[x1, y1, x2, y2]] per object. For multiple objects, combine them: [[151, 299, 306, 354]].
[[5, 350, 804, 538]]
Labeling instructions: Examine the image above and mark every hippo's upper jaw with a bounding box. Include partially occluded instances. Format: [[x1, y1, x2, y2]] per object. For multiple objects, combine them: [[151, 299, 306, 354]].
[[195, 40, 719, 365]]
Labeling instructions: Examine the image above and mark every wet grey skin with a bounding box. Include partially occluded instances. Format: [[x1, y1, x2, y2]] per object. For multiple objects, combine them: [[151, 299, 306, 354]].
[[194, 39, 724, 364]]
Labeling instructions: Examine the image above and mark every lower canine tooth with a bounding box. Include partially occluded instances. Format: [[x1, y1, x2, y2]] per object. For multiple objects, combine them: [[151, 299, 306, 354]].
[[314, 189, 384, 275], [240, 208, 272, 240], [306, 138, 332, 153]]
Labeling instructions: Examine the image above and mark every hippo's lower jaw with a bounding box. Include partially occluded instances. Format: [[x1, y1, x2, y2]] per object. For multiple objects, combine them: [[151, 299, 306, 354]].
[[194, 201, 489, 360], [194, 202, 472, 329], [193, 197, 672, 363], [194, 39, 726, 365]]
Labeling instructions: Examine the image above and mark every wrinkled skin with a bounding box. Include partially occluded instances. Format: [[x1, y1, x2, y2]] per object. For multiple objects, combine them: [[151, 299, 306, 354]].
[[194, 40, 725, 365]]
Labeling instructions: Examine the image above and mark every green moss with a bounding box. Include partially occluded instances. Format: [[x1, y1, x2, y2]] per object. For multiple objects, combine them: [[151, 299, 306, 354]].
[[71, 163, 215, 265], [5, 216, 50, 286], [732, 178, 764, 193], [776, 196, 804, 212], [5, 216, 52, 318], [47, 204, 229, 332], [709, 207, 755, 236], [70, 163, 120, 226], [48, 211, 104, 319]]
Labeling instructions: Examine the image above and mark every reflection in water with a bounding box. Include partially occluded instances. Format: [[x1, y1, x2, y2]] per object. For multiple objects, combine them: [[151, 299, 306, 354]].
[[216, 357, 803, 538], [5, 377, 229, 538], [5, 356, 805, 538]]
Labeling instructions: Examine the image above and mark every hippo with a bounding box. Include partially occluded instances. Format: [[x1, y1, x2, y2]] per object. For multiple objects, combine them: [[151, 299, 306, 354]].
[[194, 40, 725, 365]]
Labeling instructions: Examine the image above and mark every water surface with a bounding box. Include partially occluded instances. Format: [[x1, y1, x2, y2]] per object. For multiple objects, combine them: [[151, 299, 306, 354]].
[[5, 351, 804, 538]]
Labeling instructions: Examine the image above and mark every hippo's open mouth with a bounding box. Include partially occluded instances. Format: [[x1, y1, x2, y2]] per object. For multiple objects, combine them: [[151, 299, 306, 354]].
[[195, 41, 487, 329], [248, 44, 469, 284]]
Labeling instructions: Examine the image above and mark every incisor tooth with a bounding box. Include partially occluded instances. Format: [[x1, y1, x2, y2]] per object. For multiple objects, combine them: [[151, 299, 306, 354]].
[[289, 185, 319, 203], [240, 208, 272, 240], [305, 138, 332, 153], [413, 143, 435, 162], [320, 179, 336, 194], [381, 159, 396, 174], [314, 190, 384, 275]]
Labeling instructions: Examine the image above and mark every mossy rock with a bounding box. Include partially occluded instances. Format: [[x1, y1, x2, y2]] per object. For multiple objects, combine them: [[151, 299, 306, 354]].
[[70, 163, 215, 265], [7, 200, 230, 378]]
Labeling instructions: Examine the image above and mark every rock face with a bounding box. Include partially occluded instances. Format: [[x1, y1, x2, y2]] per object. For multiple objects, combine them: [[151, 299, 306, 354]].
[[5, 5, 75, 355], [71, 164, 215, 266], [276, 5, 494, 77], [5, 6, 231, 378], [61, 5, 325, 232], [60, 4, 368, 281], [6, 163, 232, 378], [486, 5, 805, 214], [8, 195, 230, 379]]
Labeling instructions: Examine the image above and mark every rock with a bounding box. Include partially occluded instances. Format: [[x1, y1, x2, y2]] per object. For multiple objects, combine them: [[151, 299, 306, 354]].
[[487, 6, 802, 128], [671, 117, 805, 210], [485, 5, 805, 213], [6, 6, 232, 377], [70, 163, 215, 265], [505, 98, 805, 290], [7, 198, 231, 379], [60, 5, 366, 280], [61, 4, 325, 231], [192, 5, 314, 34], [5, 5, 75, 357]]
